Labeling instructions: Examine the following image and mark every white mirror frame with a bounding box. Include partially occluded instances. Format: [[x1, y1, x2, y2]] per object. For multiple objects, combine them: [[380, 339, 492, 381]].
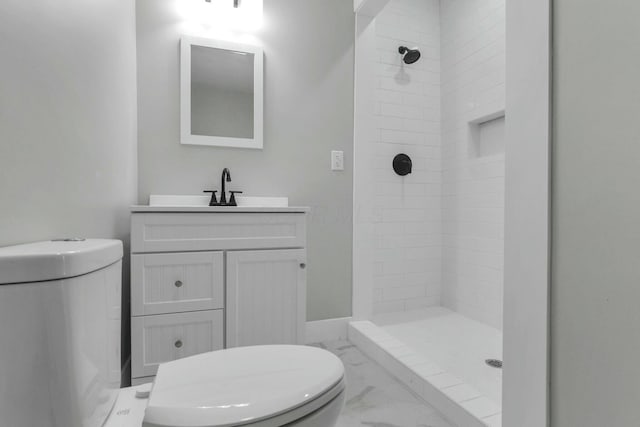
[[180, 36, 264, 149]]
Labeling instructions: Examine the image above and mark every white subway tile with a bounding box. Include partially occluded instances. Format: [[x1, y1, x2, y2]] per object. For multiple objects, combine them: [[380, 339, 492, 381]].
[[427, 373, 464, 389], [460, 397, 501, 419], [369, 0, 503, 321], [442, 384, 483, 403], [440, 0, 505, 328]]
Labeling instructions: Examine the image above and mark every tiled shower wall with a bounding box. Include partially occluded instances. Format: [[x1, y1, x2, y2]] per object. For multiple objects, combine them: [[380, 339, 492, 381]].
[[368, 0, 506, 327], [371, 0, 442, 314], [440, 0, 506, 330]]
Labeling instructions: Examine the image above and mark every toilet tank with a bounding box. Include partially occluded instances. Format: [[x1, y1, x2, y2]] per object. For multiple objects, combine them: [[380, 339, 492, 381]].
[[0, 239, 123, 427]]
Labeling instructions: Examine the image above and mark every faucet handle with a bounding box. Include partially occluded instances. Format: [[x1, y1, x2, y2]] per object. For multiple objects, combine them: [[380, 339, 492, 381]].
[[203, 190, 219, 206], [229, 191, 243, 207]]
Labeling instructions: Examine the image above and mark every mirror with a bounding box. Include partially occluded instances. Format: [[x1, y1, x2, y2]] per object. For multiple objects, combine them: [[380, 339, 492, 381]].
[[180, 36, 263, 149]]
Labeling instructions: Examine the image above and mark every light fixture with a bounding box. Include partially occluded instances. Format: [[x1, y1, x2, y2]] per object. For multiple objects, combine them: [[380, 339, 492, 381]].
[[204, 0, 240, 7], [178, 0, 262, 33]]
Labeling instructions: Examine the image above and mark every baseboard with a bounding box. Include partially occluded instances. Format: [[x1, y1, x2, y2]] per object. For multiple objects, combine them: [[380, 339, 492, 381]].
[[305, 317, 352, 344]]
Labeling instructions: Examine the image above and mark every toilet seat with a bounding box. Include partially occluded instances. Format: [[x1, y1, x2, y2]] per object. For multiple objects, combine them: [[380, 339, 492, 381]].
[[203, 378, 345, 427], [111, 345, 345, 427]]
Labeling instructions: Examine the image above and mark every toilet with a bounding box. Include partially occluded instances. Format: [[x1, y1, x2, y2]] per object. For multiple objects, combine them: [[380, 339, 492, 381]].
[[0, 239, 345, 427]]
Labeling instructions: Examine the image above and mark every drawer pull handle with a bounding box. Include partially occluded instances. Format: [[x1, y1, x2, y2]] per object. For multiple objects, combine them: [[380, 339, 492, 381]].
[[174, 280, 183, 288], [174, 340, 183, 349], [299, 263, 306, 269]]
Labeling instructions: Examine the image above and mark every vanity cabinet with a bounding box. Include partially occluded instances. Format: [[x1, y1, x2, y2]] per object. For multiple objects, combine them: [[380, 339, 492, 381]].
[[130, 207, 308, 384]]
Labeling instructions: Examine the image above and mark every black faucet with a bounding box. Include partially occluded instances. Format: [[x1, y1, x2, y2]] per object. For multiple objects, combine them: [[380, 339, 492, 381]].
[[220, 168, 232, 205], [204, 168, 242, 206]]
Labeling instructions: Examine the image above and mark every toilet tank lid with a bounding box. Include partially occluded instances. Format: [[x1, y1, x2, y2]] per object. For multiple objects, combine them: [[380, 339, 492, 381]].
[[0, 239, 123, 285]]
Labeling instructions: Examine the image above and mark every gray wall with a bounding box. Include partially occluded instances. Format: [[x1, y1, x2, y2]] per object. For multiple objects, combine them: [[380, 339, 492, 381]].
[[136, 0, 354, 321], [0, 0, 138, 383], [552, 1, 640, 425], [0, 0, 137, 247]]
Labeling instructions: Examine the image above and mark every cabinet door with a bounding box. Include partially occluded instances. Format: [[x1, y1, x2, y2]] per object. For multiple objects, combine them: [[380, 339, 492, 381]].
[[131, 251, 224, 316], [131, 310, 224, 378], [226, 249, 306, 347]]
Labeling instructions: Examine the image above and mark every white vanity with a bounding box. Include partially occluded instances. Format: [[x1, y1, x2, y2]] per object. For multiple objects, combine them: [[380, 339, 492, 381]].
[[130, 206, 308, 384]]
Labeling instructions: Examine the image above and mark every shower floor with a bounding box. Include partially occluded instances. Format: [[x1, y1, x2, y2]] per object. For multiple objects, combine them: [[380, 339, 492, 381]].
[[349, 307, 502, 427], [374, 307, 502, 404]]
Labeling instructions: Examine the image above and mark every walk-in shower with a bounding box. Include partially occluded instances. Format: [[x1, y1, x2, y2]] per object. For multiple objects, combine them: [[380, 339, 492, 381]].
[[352, 0, 506, 425]]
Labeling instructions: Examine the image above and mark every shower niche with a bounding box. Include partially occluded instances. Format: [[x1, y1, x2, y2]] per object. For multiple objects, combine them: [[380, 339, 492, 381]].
[[468, 112, 506, 159]]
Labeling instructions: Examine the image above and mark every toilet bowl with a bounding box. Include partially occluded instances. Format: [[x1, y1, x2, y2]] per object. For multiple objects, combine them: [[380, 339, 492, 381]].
[[0, 239, 344, 427], [106, 345, 345, 427]]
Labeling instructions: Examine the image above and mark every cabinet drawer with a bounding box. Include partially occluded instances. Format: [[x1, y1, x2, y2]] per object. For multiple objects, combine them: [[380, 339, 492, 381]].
[[131, 310, 224, 378], [131, 251, 223, 316], [131, 212, 306, 253]]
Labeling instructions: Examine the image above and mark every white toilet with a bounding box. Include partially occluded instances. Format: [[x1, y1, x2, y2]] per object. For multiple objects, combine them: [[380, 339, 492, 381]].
[[0, 239, 345, 427]]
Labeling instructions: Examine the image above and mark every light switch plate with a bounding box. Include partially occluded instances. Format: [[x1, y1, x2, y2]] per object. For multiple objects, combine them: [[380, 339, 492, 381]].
[[331, 150, 344, 171]]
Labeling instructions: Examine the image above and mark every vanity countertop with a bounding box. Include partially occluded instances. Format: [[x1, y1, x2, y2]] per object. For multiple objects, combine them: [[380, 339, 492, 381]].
[[131, 205, 310, 213]]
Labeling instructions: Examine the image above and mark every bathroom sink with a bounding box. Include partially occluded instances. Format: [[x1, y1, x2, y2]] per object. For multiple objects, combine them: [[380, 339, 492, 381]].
[[236, 196, 289, 208], [148, 195, 289, 208], [149, 195, 209, 207]]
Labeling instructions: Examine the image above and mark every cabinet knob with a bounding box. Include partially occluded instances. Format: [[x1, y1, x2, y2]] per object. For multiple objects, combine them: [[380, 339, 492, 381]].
[[174, 280, 183, 288], [174, 339, 183, 349], [299, 263, 306, 269]]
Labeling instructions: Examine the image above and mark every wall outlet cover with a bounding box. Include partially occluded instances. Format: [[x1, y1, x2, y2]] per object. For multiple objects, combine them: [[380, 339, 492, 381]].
[[331, 150, 344, 171]]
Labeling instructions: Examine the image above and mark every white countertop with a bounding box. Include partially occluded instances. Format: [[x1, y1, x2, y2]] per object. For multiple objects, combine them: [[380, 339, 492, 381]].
[[131, 205, 310, 213]]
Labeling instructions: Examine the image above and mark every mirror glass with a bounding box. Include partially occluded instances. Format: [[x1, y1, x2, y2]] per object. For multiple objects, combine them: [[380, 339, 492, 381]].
[[191, 46, 254, 138], [181, 37, 263, 149]]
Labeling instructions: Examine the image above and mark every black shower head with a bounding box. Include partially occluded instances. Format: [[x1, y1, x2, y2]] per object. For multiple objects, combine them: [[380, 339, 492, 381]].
[[398, 46, 421, 64]]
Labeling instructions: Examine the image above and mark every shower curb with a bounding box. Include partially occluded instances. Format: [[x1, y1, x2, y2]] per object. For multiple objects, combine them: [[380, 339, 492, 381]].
[[348, 320, 501, 427]]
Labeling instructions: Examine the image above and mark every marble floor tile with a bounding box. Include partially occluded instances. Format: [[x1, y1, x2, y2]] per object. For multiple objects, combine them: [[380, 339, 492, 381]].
[[312, 340, 454, 427]]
